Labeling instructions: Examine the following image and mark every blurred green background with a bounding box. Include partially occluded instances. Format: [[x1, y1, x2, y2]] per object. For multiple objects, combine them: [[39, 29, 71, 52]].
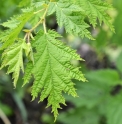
[[1, 0, 122, 124]]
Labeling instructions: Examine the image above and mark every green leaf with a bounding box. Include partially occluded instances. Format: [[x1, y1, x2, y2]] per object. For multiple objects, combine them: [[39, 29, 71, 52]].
[[48, 0, 93, 39], [19, 0, 31, 7], [0, 39, 28, 87], [106, 93, 122, 124], [1, 17, 20, 29], [58, 107, 100, 124], [65, 69, 121, 108], [25, 42, 34, 64], [116, 52, 122, 73], [0, 10, 34, 50], [86, 69, 121, 86], [73, 0, 114, 31], [24, 30, 86, 120]]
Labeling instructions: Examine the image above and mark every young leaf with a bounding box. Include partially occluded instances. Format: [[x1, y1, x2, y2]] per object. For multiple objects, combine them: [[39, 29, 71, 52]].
[[48, 0, 93, 39], [0, 0, 114, 121], [0, 39, 28, 87], [0, 10, 34, 50], [24, 30, 86, 120], [75, 0, 114, 31]]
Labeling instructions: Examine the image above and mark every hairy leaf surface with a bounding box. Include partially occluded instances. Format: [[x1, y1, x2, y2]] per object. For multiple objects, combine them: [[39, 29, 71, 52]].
[[0, 39, 28, 87], [0, 0, 114, 121], [75, 0, 114, 31], [0, 10, 34, 50], [24, 30, 86, 120], [48, 0, 93, 39]]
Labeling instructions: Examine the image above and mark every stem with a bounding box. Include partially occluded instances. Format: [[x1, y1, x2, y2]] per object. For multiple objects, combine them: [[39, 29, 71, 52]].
[[0, 108, 11, 124], [24, 33, 28, 41], [29, 19, 43, 32], [42, 7, 48, 34], [30, 6, 48, 33], [34, 8, 45, 14], [42, 7, 48, 19], [24, 5, 48, 42], [43, 19, 47, 33], [27, 33, 30, 43]]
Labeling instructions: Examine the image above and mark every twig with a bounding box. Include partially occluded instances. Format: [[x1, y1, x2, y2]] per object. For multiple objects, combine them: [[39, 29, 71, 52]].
[[43, 19, 47, 33], [0, 108, 11, 124], [34, 8, 45, 14]]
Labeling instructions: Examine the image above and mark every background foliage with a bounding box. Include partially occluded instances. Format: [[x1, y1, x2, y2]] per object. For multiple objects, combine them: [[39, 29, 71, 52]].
[[0, 0, 122, 124]]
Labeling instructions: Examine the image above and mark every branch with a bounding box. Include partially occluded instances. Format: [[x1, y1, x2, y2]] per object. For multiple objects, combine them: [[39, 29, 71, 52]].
[[0, 108, 11, 124]]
